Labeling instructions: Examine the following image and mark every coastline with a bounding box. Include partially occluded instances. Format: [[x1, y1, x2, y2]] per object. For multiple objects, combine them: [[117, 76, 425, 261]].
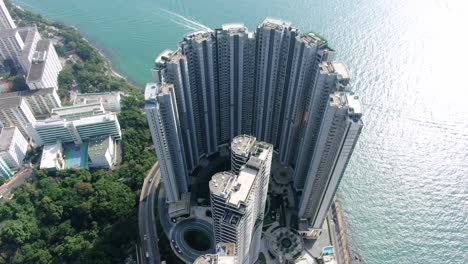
[[80, 37, 127, 81], [13, 2, 133, 87], [330, 200, 351, 264]]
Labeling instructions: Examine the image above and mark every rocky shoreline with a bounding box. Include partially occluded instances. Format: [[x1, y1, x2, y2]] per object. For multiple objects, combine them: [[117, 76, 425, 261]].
[[79, 37, 127, 81]]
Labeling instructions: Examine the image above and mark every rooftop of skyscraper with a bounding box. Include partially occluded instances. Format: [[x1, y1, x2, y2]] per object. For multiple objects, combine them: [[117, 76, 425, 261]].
[[330, 92, 363, 119], [0, 96, 23, 109], [144, 83, 159, 101], [184, 30, 213, 42], [331, 62, 351, 80], [0, 127, 17, 152], [299, 32, 328, 47], [0, 28, 19, 37], [27, 39, 52, 83], [228, 167, 257, 206], [221, 23, 247, 33], [155, 49, 174, 65], [0, 87, 56, 101], [144, 82, 173, 102], [209, 171, 234, 196], [231, 135, 256, 157], [259, 17, 295, 31]]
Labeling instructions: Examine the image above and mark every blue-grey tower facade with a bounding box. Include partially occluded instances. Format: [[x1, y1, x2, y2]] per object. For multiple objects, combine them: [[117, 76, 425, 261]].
[[215, 24, 256, 142], [254, 18, 298, 146], [145, 83, 188, 202], [298, 91, 363, 238], [180, 30, 219, 156], [293, 61, 350, 190]]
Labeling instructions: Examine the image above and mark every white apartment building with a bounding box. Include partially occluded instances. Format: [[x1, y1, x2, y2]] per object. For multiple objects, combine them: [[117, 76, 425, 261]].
[[28, 112, 121, 146], [210, 136, 272, 264], [0, 29, 24, 66], [18, 26, 41, 73], [0, 96, 36, 138], [39, 141, 64, 171], [22, 88, 62, 117], [0, 0, 15, 30], [26, 39, 62, 90], [73, 92, 121, 113], [0, 127, 28, 169], [0, 88, 62, 118]]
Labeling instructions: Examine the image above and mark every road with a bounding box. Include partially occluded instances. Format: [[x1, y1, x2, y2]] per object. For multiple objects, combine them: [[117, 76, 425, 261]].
[[138, 161, 161, 264], [0, 167, 34, 201], [156, 186, 175, 236]]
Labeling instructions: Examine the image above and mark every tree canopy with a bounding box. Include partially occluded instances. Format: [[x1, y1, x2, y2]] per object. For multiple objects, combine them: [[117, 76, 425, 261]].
[[0, 91, 156, 263], [0, 2, 158, 263]]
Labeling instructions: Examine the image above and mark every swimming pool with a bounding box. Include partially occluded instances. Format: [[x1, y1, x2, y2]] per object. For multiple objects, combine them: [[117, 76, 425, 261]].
[[323, 246, 334, 255]]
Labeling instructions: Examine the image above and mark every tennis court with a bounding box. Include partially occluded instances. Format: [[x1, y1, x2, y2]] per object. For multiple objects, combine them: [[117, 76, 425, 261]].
[[0, 81, 12, 93]]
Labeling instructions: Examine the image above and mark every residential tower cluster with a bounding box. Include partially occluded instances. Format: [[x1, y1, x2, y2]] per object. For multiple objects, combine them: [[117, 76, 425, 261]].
[[146, 18, 363, 264]]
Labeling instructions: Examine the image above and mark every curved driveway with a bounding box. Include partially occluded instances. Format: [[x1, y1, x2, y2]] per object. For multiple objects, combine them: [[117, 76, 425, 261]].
[[170, 218, 215, 263]]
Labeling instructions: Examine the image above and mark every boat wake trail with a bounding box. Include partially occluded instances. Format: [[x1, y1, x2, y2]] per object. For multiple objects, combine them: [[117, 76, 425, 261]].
[[158, 8, 211, 32]]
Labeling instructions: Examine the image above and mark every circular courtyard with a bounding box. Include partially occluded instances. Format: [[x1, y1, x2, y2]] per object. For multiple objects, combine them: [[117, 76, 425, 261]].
[[183, 229, 212, 251], [267, 227, 304, 261], [170, 218, 215, 262]]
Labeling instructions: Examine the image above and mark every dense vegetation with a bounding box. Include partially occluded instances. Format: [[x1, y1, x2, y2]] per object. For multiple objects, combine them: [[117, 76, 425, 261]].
[[0, 1, 158, 263], [0, 94, 156, 264]]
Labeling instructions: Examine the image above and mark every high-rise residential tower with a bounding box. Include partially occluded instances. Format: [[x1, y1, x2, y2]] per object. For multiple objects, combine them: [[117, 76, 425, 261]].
[[18, 26, 41, 73], [0, 0, 16, 30], [145, 83, 188, 202], [0, 29, 24, 66], [0, 87, 62, 118], [180, 30, 219, 155], [210, 136, 272, 264], [278, 33, 334, 166], [293, 61, 350, 190], [254, 18, 298, 146], [26, 39, 62, 90], [298, 91, 363, 238], [0, 127, 28, 169], [0, 96, 36, 138], [152, 50, 200, 172], [215, 24, 256, 142]]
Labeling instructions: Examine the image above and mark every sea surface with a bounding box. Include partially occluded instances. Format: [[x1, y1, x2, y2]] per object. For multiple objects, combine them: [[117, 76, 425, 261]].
[[12, 0, 468, 263]]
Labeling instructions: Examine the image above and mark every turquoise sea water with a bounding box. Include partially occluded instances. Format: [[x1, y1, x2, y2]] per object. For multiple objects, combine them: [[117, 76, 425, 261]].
[[12, 0, 468, 263]]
